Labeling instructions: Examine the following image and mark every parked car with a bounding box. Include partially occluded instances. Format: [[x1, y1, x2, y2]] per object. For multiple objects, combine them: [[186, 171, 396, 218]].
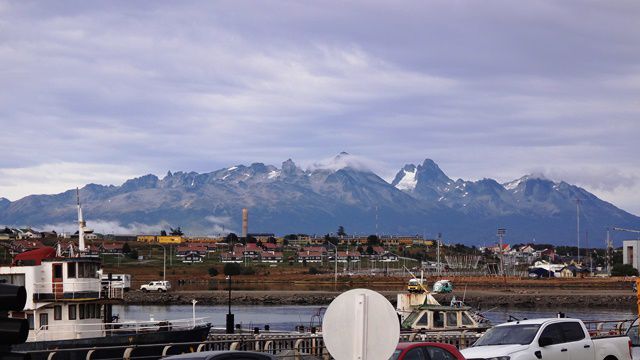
[[461, 317, 632, 360], [140, 280, 171, 292], [162, 350, 276, 359], [390, 342, 465, 360]]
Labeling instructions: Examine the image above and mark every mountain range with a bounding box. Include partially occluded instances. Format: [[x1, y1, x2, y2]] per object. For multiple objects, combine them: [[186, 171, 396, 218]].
[[1, 153, 638, 245]]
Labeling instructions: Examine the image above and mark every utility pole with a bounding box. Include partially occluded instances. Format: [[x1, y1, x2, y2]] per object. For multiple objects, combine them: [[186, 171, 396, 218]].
[[436, 233, 442, 277], [497, 228, 506, 277], [576, 198, 581, 263]]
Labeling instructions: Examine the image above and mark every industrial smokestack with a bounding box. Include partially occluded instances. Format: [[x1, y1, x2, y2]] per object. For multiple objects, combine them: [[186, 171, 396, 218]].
[[242, 208, 248, 238]]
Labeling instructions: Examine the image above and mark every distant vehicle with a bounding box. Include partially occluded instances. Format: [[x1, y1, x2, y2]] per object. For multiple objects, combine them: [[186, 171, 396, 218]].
[[140, 280, 171, 292], [432, 279, 453, 293], [461, 317, 632, 360], [407, 278, 425, 293], [389, 342, 465, 360], [163, 350, 277, 359], [101, 273, 131, 291]]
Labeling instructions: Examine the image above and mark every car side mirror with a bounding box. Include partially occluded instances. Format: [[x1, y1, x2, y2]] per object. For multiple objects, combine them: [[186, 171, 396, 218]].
[[539, 337, 553, 347]]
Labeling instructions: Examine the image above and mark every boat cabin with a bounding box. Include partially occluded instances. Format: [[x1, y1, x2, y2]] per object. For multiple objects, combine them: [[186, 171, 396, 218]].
[[0, 247, 118, 342], [401, 304, 483, 330]]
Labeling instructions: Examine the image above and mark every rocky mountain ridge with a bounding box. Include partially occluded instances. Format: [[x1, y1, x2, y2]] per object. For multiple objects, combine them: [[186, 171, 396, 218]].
[[1, 154, 638, 245]]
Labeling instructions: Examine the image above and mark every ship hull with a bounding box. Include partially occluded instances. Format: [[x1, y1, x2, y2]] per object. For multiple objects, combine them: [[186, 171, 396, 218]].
[[14, 323, 212, 360]]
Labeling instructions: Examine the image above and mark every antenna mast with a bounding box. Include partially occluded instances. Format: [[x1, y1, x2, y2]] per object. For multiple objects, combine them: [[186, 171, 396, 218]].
[[77, 188, 85, 252]]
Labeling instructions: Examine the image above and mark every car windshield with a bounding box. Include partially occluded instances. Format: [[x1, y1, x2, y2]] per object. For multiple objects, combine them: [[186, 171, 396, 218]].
[[474, 324, 541, 346], [388, 350, 402, 360]]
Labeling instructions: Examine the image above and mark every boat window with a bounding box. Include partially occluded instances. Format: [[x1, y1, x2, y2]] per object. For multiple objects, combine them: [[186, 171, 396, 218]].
[[78, 263, 86, 278], [560, 322, 585, 342], [79, 304, 85, 319], [96, 304, 102, 318], [69, 305, 77, 320], [54, 306, 62, 320], [0, 274, 26, 286], [88, 304, 95, 318], [416, 313, 429, 326], [461, 312, 474, 326], [39, 313, 49, 330], [27, 313, 34, 330], [53, 264, 63, 279], [67, 263, 76, 278], [446, 312, 458, 327], [433, 311, 444, 328]]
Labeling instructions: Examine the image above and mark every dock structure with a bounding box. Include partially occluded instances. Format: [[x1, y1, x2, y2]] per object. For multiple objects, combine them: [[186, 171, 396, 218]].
[[24, 330, 482, 359], [21, 317, 634, 359]]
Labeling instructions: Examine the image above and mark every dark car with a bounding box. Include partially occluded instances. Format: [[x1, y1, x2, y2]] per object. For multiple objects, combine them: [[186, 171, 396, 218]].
[[389, 342, 466, 360], [163, 351, 277, 360]]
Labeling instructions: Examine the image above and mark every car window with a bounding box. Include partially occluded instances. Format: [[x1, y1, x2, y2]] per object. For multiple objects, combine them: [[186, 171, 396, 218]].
[[474, 324, 541, 346], [402, 347, 426, 360], [560, 322, 585, 342], [540, 323, 565, 345], [425, 346, 457, 360], [388, 350, 402, 360], [628, 325, 640, 346]]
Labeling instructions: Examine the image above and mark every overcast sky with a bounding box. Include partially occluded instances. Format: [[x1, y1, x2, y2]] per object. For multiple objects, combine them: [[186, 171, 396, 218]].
[[0, 0, 639, 215]]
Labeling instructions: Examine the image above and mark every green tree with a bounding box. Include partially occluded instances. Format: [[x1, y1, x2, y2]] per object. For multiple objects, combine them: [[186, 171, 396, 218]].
[[337, 226, 346, 237], [611, 264, 638, 277], [208, 267, 219, 276], [170, 227, 184, 236], [366, 235, 380, 245], [122, 242, 131, 254], [128, 249, 139, 260], [226, 233, 238, 244], [160, 230, 167, 236], [223, 263, 242, 276]]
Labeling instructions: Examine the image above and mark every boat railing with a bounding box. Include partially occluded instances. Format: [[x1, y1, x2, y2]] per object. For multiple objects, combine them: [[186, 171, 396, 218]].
[[33, 280, 101, 300], [26, 330, 484, 359], [583, 318, 636, 337], [30, 317, 210, 341]]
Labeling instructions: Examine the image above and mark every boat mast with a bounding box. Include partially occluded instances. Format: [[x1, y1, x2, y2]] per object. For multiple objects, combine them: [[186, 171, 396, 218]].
[[77, 187, 85, 252]]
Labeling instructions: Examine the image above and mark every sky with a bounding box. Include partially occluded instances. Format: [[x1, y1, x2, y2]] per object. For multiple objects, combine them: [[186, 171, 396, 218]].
[[0, 1, 639, 215]]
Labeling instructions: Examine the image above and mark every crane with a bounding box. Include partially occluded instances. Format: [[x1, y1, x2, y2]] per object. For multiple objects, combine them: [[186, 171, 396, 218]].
[[612, 227, 640, 235]]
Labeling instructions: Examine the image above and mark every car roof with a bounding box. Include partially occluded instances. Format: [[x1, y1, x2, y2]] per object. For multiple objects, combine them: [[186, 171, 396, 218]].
[[396, 342, 458, 351], [494, 318, 579, 326]]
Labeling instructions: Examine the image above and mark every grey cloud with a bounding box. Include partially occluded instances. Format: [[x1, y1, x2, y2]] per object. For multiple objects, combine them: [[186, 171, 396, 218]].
[[0, 1, 638, 214]]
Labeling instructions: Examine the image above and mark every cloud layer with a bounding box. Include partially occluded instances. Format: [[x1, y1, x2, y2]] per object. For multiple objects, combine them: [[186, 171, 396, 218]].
[[0, 1, 638, 214]]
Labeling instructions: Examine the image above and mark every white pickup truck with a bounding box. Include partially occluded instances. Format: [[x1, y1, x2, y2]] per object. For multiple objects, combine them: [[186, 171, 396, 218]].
[[461, 318, 631, 360]]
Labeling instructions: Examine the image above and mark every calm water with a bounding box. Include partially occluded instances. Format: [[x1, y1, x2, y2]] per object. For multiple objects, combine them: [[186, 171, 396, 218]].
[[113, 305, 636, 331]]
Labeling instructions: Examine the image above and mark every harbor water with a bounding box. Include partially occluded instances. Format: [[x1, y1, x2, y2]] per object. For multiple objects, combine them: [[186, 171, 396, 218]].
[[113, 305, 636, 331]]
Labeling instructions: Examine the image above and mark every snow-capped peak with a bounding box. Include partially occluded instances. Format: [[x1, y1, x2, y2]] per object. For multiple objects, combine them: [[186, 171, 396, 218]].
[[395, 167, 417, 191], [503, 174, 550, 190]]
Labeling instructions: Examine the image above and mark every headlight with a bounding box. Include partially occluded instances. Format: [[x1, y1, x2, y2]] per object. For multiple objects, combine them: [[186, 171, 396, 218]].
[[485, 357, 510, 360]]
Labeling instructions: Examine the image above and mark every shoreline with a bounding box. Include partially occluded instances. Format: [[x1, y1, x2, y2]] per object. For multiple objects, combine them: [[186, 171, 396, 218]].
[[122, 288, 638, 309]]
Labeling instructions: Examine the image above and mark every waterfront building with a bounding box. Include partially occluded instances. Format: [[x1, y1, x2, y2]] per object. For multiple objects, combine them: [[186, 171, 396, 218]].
[[623, 240, 640, 271]]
